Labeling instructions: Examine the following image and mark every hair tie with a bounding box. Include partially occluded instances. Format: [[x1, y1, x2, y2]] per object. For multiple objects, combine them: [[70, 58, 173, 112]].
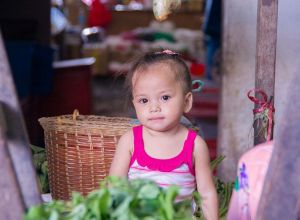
[[192, 80, 204, 93], [155, 49, 180, 56]]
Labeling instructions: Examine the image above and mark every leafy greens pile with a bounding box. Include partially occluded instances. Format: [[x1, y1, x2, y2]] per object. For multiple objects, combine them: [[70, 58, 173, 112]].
[[25, 177, 194, 220], [27, 152, 233, 220]]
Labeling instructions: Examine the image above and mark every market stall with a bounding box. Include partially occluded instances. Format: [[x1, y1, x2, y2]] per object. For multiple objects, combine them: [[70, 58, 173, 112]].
[[1, 0, 300, 219]]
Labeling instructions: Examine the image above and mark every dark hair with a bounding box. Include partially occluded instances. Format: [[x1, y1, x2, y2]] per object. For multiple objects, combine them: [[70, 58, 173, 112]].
[[124, 50, 192, 100]]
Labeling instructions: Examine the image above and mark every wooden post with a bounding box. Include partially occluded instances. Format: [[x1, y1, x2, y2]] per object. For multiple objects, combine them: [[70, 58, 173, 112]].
[[0, 31, 41, 210], [254, 0, 278, 145]]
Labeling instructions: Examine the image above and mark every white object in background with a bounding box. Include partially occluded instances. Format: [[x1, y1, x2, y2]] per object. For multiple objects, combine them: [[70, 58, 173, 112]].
[[51, 7, 69, 35], [153, 0, 181, 21], [41, 193, 52, 203]]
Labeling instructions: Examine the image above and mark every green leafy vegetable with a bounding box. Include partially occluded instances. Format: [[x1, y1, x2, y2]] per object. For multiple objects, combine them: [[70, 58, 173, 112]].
[[31, 145, 49, 193], [24, 177, 193, 220], [25, 156, 233, 220]]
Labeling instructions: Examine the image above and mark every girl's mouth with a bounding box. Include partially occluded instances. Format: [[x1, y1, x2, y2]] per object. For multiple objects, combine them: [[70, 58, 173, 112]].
[[148, 117, 164, 121]]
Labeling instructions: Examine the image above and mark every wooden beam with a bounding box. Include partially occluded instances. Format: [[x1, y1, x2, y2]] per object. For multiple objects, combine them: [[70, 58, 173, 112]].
[[0, 104, 24, 219], [0, 32, 41, 209], [254, 0, 278, 145]]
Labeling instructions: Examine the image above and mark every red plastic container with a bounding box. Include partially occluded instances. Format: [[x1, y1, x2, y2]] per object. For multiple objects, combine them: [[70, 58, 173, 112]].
[[40, 58, 95, 116]]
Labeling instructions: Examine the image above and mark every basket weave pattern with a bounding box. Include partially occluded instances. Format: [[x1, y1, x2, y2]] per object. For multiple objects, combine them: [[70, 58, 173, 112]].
[[39, 114, 134, 200]]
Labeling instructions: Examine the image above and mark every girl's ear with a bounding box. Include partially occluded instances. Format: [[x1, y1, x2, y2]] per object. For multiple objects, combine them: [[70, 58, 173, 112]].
[[184, 92, 193, 113]]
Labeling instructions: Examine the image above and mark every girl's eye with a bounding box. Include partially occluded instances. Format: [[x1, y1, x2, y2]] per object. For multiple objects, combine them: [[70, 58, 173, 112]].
[[161, 95, 171, 101], [139, 98, 148, 104]]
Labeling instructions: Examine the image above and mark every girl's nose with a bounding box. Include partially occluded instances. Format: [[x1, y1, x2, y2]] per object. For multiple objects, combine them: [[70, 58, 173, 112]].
[[150, 102, 161, 112]]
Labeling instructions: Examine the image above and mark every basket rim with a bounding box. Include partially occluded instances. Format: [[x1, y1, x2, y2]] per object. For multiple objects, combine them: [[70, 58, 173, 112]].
[[39, 114, 138, 135]]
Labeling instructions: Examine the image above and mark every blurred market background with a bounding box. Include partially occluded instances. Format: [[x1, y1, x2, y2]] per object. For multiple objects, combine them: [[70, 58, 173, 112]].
[[1, 0, 300, 184], [0, 0, 220, 160]]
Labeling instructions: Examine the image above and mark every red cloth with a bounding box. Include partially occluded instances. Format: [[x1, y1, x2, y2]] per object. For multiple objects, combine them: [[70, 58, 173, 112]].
[[88, 0, 112, 28]]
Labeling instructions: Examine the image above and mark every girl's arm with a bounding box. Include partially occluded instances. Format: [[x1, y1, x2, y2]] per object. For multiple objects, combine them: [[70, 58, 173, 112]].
[[109, 130, 133, 177], [194, 136, 219, 220]]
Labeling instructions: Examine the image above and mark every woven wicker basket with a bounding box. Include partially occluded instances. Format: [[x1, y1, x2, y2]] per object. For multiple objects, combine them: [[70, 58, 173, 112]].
[[39, 110, 135, 200]]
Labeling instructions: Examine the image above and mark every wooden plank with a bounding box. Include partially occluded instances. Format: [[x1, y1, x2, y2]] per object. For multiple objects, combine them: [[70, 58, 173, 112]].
[[256, 71, 300, 219], [254, 0, 278, 145], [0, 104, 24, 219], [0, 31, 41, 208]]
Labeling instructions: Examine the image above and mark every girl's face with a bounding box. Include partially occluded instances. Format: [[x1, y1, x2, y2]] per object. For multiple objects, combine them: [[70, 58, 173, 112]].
[[132, 63, 192, 132]]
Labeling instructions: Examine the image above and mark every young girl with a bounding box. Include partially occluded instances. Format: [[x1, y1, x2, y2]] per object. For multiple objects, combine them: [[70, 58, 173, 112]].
[[109, 50, 218, 219]]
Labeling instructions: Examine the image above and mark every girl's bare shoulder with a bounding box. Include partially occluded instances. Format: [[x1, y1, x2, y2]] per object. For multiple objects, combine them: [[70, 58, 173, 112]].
[[193, 134, 209, 157], [119, 129, 134, 143], [117, 129, 134, 153]]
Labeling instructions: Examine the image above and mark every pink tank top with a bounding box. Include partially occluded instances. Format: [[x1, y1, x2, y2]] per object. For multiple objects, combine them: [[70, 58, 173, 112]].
[[128, 125, 197, 201]]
